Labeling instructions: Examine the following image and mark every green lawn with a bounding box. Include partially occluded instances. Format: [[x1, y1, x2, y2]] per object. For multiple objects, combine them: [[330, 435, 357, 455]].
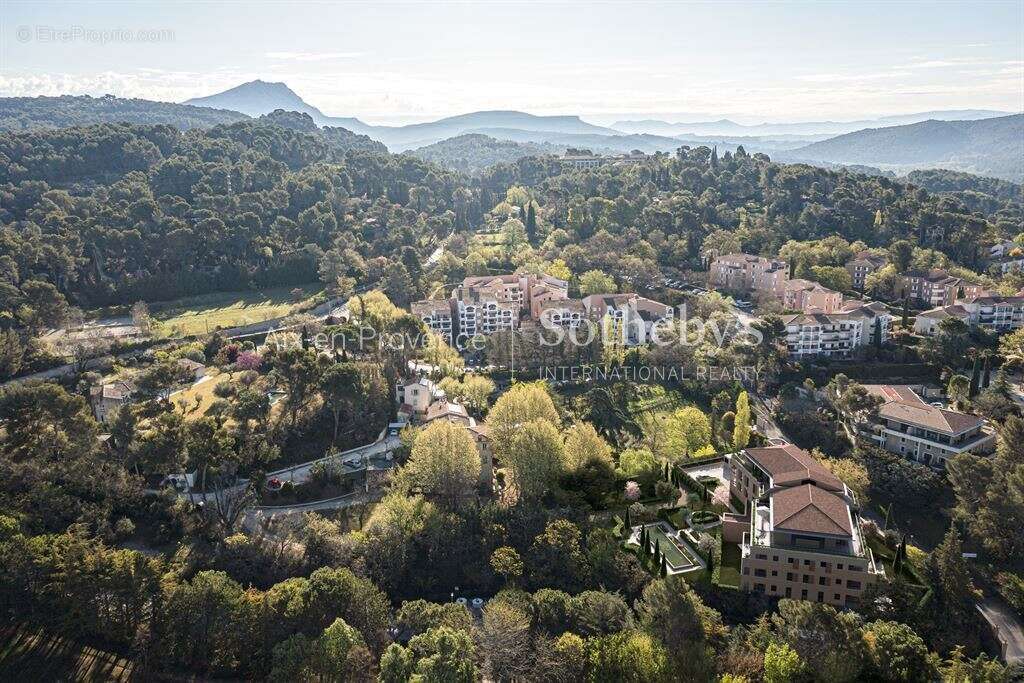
[[151, 284, 323, 338], [718, 541, 742, 588], [0, 625, 135, 681]]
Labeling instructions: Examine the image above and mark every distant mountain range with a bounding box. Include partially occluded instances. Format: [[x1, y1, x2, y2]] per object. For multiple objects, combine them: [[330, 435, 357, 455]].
[[786, 114, 1024, 181], [611, 110, 1014, 137], [2, 80, 1021, 181]]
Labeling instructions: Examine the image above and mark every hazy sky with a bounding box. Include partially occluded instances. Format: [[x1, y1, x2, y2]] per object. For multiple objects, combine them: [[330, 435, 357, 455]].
[[2, 1, 1022, 125]]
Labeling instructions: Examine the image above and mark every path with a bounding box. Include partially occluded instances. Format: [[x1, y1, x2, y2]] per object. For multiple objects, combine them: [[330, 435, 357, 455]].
[[242, 490, 382, 532]]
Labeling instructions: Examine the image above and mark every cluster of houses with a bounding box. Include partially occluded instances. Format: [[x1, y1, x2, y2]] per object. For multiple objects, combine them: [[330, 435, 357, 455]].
[[411, 273, 674, 348], [89, 358, 207, 423], [558, 149, 648, 170]]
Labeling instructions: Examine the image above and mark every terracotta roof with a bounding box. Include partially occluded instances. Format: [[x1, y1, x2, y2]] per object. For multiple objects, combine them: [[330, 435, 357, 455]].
[[744, 444, 844, 491], [917, 305, 969, 320], [772, 484, 853, 536], [422, 399, 470, 424], [863, 384, 924, 404], [90, 380, 135, 401]]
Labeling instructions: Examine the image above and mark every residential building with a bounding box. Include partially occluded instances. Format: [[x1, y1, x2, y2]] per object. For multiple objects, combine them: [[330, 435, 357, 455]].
[[898, 269, 986, 307], [855, 385, 996, 468], [451, 273, 570, 338], [915, 295, 1024, 335], [536, 298, 586, 330], [396, 377, 444, 415], [989, 239, 1019, 259], [710, 253, 790, 298], [845, 251, 888, 291], [913, 304, 971, 335], [838, 300, 893, 343], [727, 444, 883, 608], [582, 293, 674, 346], [411, 299, 454, 341], [781, 312, 864, 358], [89, 380, 135, 423], [784, 279, 843, 313]]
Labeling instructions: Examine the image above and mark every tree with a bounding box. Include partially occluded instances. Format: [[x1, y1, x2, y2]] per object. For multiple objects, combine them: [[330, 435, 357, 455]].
[[635, 576, 720, 679], [408, 626, 477, 683], [488, 382, 560, 459], [821, 458, 870, 503], [889, 240, 915, 273], [587, 630, 670, 682], [527, 520, 589, 592], [402, 420, 480, 507], [319, 362, 362, 444], [946, 374, 970, 408], [502, 418, 565, 503], [662, 406, 713, 458], [763, 642, 804, 683], [862, 620, 933, 682], [378, 644, 414, 683], [578, 269, 617, 296], [490, 547, 523, 587], [308, 618, 366, 681], [810, 265, 852, 292], [733, 391, 752, 450], [272, 348, 321, 428], [382, 261, 415, 307], [460, 374, 495, 415], [478, 601, 533, 682], [562, 421, 613, 472]]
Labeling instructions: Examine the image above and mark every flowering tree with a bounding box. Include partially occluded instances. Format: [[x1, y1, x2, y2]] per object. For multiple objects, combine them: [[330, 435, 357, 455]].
[[624, 480, 641, 501], [712, 483, 731, 508], [235, 350, 262, 371]]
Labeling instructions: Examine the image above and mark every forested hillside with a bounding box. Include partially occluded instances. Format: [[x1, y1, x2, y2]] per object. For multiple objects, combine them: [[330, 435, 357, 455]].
[[0, 119, 481, 309], [0, 94, 248, 131], [2, 122, 1020, 321], [408, 134, 558, 174], [791, 114, 1024, 181]]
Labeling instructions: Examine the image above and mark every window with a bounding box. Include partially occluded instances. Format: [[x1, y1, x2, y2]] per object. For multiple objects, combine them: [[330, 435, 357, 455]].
[[819, 561, 828, 568], [802, 575, 810, 584], [772, 556, 779, 562], [771, 585, 777, 593], [837, 563, 844, 570], [818, 577, 827, 586], [754, 569, 767, 578], [755, 584, 765, 593], [847, 580, 862, 590], [835, 594, 841, 601], [785, 587, 792, 598], [786, 573, 794, 582], [801, 589, 808, 599], [743, 568, 750, 575], [755, 554, 768, 560], [817, 592, 824, 603], [835, 579, 842, 585]]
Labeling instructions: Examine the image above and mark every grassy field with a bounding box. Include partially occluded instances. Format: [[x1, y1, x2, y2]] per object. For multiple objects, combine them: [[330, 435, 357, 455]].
[[0, 625, 135, 681], [172, 371, 228, 421], [151, 284, 323, 338]]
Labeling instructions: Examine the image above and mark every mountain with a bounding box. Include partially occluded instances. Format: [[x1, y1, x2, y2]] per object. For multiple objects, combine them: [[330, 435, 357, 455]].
[[182, 81, 618, 150], [612, 110, 1012, 137], [789, 114, 1024, 181], [0, 94, 248, 131], [184, 80, 372, 133], [257, 110, 387, 155], [407, 133, 560, 174]]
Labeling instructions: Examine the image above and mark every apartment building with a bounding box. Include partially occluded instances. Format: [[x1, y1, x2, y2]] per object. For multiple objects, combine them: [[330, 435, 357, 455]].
[[727, 444, 883, 608], [784, 279, 842, 313], [582, 293, 675, 346], [845, 251, 888, 291], [411, 300, 455, 341], [898, 269, 986, 307], [857, 385, 996, 468], [536, 298, 586, 330], [781, 312, 865, 358], [913, 304, 971, 336], [710, 253, 789, 298]]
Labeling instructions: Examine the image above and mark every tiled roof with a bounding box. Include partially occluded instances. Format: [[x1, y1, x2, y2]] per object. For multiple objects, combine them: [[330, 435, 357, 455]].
[[877, 401, 983, 435], [772, 484, 853, 536], [917, 305, 969, 320], [744, 444, 844, 491]]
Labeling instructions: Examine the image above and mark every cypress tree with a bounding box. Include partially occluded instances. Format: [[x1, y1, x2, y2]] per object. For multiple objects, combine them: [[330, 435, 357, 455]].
[[901, 294, 911, 328], [873, 316, 882, 349], [525, 203, 537, 244], [624, 506, 631, 530], [969, 354, 981, 397], [660, 555, 668, 577], [982, 354, 992, 388], [654, 539, 662, 566]]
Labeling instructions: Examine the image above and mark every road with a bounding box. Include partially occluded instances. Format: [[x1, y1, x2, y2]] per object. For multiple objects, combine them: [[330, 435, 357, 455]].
[[242, 489, 383, 532], [978, 597, 1024, 664], [265, 433, 401, 484]]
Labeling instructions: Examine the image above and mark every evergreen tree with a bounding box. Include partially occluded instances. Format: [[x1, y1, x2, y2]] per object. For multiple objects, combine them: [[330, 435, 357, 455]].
[[893, 535, 907, 578], [710, 145, 718, 169], [969, 354, 981, 397], [660, 555, 668, 578], [981, 353, 992, 389], [873, 317, 883, 349], [524, 203, 537, 244], [901, 294, 911, 328], [624, 505, 631, 530]]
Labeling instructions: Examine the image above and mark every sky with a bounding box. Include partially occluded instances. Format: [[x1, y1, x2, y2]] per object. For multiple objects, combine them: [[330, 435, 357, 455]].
[[1, 0, 1022, 125]]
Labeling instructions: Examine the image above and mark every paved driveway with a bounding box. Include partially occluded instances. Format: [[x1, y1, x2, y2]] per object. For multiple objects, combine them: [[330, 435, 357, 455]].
[[978, 597, 1024, 664]]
